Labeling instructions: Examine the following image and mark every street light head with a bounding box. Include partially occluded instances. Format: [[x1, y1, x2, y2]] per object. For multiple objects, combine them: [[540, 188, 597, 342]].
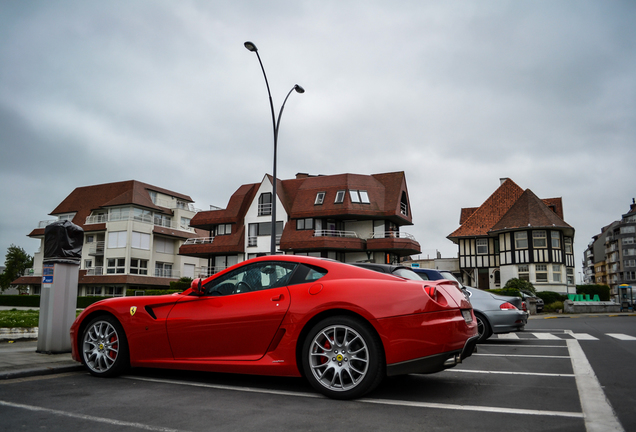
[[294, 84, 305, 94], [244, 41, 258, 52]]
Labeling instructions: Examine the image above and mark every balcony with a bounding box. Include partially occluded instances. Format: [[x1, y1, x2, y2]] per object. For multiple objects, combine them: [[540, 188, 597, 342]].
[[38, 220, 58, 228], [179, 228, 245, 258], [85, 213, 195, 232], [87, 241, 105, 256], [279, 229, 366, 252], [366, 231, 421, 256], [258, 203, 272, 216]]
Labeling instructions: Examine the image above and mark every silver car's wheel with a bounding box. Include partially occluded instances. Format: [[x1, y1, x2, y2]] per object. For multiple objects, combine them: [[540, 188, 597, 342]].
[[303, 316, 384, 399], [475, 313, 492, 342], [82, 316, 129, 377]]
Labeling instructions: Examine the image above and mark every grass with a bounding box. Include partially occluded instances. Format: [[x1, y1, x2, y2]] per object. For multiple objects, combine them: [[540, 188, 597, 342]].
[[0, 309, 40, 328], [0, 309, 83, 328]]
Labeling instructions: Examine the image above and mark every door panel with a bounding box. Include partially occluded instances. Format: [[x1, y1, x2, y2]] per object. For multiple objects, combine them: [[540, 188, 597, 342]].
[[166, 287, 290, 361]]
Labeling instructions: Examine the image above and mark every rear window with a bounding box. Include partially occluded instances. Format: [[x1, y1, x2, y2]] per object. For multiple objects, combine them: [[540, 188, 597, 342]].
[[393, 268, 424, 281]]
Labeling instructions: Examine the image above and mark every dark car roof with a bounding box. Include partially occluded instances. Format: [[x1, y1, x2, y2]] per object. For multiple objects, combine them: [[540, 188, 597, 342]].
[[350, 263, 423, 281], [411, 268, 445, 281]]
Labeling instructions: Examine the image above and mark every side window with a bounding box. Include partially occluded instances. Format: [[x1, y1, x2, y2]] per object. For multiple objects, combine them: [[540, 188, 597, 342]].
[[203, 262, 297, 296]]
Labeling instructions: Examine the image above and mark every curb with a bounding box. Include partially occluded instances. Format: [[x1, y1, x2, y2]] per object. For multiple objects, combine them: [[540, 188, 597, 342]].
[[0, 364, 84, 380], [530, 313, 636, 319], [0, 328, 38, 341]]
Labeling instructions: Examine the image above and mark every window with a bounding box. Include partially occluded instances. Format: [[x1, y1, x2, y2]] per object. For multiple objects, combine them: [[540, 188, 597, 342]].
[[296, 218, 314, 230], [349, 190, 360, 203], [623, 248, 636, 256], [258, 193, 272, 216], [85, 259, 92, 268], [551, 232, 561, 248], [476, 239, 488, 255], [130, 259, 148, 275], [85, 235, 94, 244], [533, 230, 547, 248], [154, 214, 172, 228], [625, 271, 636, 281], [110, 207, 131, 221], [86, 286, 102, 296], [149, 191, 157, 204], [108, 231, 127, 249], [216, 224, 232, 235], [315, 192, 325, 205], [133, 208, 152, 223], [107, 258, 125, 274], [535, 264, 548, 282], [155, 237, 175, 254], [564, 237, 573, 253], [552, 265, 562, 282], [203, 262, 298, 296], [518, 265, 529, 281], [625, 260, 636, 268], [249, 221, 284, 237], [334, 190, 345, 204], [624, 237, 635, 245], [359, 190, 370, 204], [621, 226, 636, 234], [400, 192, 408, 216], [155, 262, 173, 277], [515, 232, 528, 249], [131, 232, 150, 250], [57, 213, 76, 222], [567, 268, 574, 284], [105, 286, 124, 297], [180, 217, 191, 230]]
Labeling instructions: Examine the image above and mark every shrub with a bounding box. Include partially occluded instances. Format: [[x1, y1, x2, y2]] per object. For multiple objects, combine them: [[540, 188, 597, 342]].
[[489, 288, 522, 298], [169, 277, 193, 292], [576, 284, 610, 301], [536, 291, 567, 305], [544, 301, 564, 312], [503, 278, 536, 294]]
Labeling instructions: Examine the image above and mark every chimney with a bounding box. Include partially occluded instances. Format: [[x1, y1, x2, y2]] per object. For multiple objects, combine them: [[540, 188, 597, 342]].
[[295, 173, 309, 179], [500, 177, 509, 186]]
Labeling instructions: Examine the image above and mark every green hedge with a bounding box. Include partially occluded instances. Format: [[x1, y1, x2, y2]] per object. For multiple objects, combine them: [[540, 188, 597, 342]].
[[1, 291, 186, 309], [536, 291, 567, 304], [0, 295, 41, 307], [576, 284, 610, 301], [488, 288, 522, 298]]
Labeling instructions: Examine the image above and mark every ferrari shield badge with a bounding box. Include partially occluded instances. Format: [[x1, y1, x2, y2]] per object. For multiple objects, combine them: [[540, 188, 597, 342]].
[[130, 306, 137, 317]]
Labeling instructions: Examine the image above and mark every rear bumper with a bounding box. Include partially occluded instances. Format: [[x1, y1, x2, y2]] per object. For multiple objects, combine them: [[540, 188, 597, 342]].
[[386, 334, 479, 376], [488, 310, 527, 334]]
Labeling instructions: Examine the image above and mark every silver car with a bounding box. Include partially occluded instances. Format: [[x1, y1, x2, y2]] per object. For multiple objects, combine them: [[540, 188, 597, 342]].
[[416, 270, 527, 342]]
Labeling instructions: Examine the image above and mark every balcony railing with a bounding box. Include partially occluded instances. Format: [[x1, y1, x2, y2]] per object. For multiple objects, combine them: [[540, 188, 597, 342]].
[[248, 236, 257, 247], [87, 241, 105, 256], [196, 266, 229, 278], [314, 230, 359, 238], [183, 237, 215, 245], [85, 213, 195, 232], [400, 202, 408, 216], [86, 267, 104, 276], [38, 219, 59, 228], [154, 269, 179, 278], [22, 268, 42, 277], [258, 203, 272, 216], [153, 198, 198, 212], [366, 231, 416, 240]]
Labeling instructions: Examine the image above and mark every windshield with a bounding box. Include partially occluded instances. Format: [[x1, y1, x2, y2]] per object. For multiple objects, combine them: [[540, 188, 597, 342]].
[[440, 271, 460, 284], [393, 268, 425, 281]]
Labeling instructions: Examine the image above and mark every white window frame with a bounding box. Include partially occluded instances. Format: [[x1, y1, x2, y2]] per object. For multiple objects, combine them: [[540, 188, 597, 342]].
[[564, 237, 573, 253], [108, 231, 127, 249], [476, 239, 488, 255], [551, 231, 561, 249], [552, 264, 561, 282], [107, 258, 126, 274], [533, 230, 547, 248], [535, 264, 548, 283], [155, 237, 175, 254], [349, 190, 361, 203], [334, 190, 345, 204], [131, 231, 150, 250], [518, 264, 529, 281], [359, 190, 370, 204], [315, 192, 325, 205], [130, 259, 148, 275], [515, 232, 528, 249]]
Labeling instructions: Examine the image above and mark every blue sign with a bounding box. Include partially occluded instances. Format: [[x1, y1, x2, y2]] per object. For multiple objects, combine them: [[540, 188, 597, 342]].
[[42, 264, 54, 284]]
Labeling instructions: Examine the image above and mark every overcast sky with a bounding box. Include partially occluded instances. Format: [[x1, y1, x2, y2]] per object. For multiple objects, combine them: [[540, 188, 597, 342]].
[[1, 1, 635, 280]]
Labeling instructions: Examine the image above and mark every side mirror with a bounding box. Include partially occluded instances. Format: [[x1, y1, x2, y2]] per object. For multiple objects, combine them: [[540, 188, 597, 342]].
[[191, 278, 203, 295]]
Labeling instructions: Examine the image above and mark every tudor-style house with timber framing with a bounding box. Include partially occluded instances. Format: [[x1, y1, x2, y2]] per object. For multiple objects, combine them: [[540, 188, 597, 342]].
[[447, 178, 576, 294], [179, 172, 421, 273]]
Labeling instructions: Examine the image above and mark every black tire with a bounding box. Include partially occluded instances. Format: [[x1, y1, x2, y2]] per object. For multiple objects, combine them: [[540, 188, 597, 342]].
[[302, 316, 385, 399], [81, 315, 130, 377], [475, 313, 492, 343]]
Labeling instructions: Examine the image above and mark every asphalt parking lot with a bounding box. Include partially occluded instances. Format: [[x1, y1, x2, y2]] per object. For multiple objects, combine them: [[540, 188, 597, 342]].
[[1, 316, 633, 432]]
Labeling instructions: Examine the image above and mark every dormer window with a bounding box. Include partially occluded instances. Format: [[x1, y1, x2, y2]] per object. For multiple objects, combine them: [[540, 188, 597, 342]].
[[349, 190, 360, 203], [359, 190, 370, 204], [334, 190, 345, 204], [315, 192, 325, 205]]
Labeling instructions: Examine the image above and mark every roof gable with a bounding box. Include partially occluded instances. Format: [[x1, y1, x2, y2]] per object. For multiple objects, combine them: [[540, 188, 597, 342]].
[[491, 189, 572, 232]]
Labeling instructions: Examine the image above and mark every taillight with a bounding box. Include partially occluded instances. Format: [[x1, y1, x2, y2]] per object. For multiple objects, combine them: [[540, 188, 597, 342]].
[[521, 301, 527, 312], [499, 302, 518, 310], [423, 285, 437, 300]]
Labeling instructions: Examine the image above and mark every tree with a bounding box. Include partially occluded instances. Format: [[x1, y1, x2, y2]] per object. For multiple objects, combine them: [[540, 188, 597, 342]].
[[503, 278, 536, 294], [0, 245, 34, 292]]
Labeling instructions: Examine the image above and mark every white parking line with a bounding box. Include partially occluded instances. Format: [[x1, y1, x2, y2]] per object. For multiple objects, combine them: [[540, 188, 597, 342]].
[[532, 333, 562, 340], [571, 333, 599, 341], [567, 339, 624, 431], [496, 333, 519, 339], [446, 369, 574, 377], [606, 333, 636, 341], [0, 400, 189, 432], [473, 353, 569, 359], [123, 376, 583, 418]]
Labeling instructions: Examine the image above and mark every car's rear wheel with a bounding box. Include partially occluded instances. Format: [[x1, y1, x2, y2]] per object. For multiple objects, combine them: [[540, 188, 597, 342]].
[[302, 316, 385, 399], [81, 315, 129, 377], [475, 313, 492, 342]]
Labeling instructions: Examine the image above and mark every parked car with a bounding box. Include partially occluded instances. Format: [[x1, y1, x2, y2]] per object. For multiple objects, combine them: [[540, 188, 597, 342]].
[[71, 256, 478, 400], [411, 268, 527, 342], [349, 262, 426, 281], [520, 290, 544, 313]]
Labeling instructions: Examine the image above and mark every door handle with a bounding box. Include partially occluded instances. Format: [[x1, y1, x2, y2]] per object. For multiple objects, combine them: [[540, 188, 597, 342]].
[[271, 294, 283, 301]]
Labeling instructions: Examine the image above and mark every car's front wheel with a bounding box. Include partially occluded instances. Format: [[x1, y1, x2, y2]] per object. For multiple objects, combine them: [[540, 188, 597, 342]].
[[302, 316, 385, 399], [81, 315, 129, 377]]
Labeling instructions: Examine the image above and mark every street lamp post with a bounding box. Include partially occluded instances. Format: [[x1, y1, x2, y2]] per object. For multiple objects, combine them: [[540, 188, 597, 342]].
[[244, 41, 304, 255]]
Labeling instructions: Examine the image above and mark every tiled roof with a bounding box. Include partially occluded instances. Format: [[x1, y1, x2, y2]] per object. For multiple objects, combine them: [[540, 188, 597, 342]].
[[448, 179, 572, 239], [189, 183, 258, 228], [47, 180, 192, 231]]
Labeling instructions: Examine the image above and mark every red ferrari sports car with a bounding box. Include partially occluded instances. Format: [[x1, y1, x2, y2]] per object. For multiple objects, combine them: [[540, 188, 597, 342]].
[[71, 255, 478, 399]]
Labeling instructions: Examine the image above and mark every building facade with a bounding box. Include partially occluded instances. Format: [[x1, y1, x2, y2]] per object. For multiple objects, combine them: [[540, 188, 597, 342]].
[[13, 181, 207, 296], [179, 172, 421, 272], [583, 200, 636, 301], [447, 178, 576, 294]]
